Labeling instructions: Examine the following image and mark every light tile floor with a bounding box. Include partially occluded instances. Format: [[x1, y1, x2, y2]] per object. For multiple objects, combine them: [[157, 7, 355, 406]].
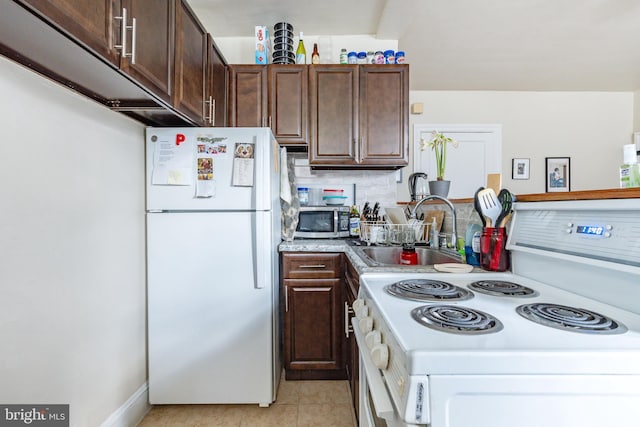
[[137, 377, 357, 427]]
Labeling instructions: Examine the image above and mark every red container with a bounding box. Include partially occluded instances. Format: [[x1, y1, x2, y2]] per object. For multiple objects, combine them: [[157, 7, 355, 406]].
[[400, 244, 418, 265], [479, 227, 510, 272]]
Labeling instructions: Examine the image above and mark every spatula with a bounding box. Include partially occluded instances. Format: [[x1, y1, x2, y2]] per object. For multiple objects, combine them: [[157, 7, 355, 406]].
[[473, 187, 487, 227], [495, 189, 513, 227], [477, 188, 502, 227]]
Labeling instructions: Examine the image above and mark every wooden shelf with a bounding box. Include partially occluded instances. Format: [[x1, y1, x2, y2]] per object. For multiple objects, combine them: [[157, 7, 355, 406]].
[[399, 188, 640, 205]]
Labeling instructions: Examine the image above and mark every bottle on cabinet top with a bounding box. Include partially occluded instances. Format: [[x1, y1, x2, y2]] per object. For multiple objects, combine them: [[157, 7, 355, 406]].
[[311, 43, 320, 64], [295, 32, 306, 64]]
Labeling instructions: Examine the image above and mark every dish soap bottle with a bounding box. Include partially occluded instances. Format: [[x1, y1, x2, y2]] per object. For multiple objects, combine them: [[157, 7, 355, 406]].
[[349, 205, 360, 237], [296, 32, 306, 64], [464, 223, 482, 266]]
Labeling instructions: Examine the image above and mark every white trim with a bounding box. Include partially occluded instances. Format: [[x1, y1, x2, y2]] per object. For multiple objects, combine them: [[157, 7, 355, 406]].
[[100, 382, 151, 427]]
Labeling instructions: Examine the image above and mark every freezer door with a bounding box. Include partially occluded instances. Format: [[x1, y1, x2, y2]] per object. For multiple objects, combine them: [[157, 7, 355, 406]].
[[145, 127, 276, 211], [147, 211, 277, 404]]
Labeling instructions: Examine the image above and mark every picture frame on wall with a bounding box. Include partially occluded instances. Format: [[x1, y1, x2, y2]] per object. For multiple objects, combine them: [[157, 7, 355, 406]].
[[545, 157, 571, 192], [512, 158, 530, 180]]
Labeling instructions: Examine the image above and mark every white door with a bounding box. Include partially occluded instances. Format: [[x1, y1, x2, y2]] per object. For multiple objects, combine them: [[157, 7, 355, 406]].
[[147, 211, 274, 404], [414, 124, 502, 199]]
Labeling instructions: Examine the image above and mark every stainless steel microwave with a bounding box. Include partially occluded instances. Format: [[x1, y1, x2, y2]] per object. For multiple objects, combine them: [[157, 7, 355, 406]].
[[295, 206, 350, 239]]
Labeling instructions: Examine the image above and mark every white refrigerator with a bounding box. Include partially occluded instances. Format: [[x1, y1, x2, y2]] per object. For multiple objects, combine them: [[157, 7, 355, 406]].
[[145, 127, 282, 405]]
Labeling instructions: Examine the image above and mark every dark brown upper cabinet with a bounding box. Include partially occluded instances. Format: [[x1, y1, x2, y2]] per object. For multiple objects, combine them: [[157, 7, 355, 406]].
[[173, 0, 207, 125], [309, 64, 409, 168], [228, 65, 308, 146]]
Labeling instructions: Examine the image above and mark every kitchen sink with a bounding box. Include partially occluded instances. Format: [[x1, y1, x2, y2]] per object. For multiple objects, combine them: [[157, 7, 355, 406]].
[[356, 246, 462, 266]]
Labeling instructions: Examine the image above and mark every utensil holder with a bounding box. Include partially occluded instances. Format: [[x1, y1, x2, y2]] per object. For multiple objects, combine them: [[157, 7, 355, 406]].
[[479, 227, 509, 271]]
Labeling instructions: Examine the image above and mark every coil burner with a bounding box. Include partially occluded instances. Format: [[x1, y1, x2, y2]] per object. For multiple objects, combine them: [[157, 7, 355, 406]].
[[411, 305, 503, 334], [468, 280, 537, 297], [385, 279, 473, 302], [516, 303, 627, 334]]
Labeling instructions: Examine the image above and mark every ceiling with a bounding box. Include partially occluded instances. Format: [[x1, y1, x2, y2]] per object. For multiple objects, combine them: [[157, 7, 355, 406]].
[[189, 0, 640, 91]]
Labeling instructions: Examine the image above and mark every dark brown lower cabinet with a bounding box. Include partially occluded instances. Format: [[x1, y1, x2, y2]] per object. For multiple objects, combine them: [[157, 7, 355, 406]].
[[281, 252, 346, 380]]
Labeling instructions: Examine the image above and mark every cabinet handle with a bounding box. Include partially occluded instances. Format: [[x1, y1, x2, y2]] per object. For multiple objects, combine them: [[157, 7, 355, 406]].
[[130, 16, 137, 64], [359, 137, 363, 163], [285, 285, 289, 312], [205, 96, 214, 125], [345, 301, 354, 338], [353, 138, 361, 163], [114, 8, 128, 58], [268, 116, 272, 128], [114, 8, 136, 63], [299, 264, 326, 268]]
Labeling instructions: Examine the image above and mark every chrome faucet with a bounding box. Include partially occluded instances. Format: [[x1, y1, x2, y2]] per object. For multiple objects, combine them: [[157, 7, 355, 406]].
[[409, 195, 458, 250]]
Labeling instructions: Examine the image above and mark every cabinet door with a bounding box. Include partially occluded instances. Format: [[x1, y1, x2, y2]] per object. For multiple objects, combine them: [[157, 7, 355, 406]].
[[309, 65, 359, 166], [359, 65, 409, 166], [268, 65, 308, 145], [121, 0, 174, 103], [228, 65, 267, 127], [173, 0, 206, 125], [206, 34, 227, 127], [283, 278, 343, 371], [20, 0, 119, 65], [344, 260, 359, 420]]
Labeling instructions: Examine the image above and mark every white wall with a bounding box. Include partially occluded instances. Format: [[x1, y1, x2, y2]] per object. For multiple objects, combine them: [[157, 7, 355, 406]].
[[634, 90, 640, 131], [214, 35, 397, 64], [398, 91, 634, 201], [0, 57, 147, 426]]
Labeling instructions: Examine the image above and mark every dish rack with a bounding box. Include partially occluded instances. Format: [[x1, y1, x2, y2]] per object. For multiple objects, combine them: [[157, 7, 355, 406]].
[[360, 221, 429, 245]]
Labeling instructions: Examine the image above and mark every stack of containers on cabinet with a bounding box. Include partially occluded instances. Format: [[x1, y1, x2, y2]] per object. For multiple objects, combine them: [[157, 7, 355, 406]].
[[272, 22, 295, 64]]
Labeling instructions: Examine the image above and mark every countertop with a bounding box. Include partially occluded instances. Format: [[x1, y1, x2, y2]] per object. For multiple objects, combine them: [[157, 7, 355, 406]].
[[278, 238, 487, 276]]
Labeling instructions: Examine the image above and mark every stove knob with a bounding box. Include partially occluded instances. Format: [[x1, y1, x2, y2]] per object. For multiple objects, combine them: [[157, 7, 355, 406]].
[[355, 306, 369, 319], [359, 317, 373, 333], [371, 343, 389, 370], [365, 330, 382, 349], [352, 299, 365, 312]]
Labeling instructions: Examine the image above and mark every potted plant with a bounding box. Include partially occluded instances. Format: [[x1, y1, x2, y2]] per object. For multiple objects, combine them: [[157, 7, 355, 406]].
[[420, 130, 459, 197]]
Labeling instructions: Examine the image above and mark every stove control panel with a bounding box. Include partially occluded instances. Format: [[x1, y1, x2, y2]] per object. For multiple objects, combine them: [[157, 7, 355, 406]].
[[508, 203, 640, 268]]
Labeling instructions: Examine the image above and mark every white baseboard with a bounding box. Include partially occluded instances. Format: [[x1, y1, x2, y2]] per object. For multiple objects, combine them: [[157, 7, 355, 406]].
[[101, 382, 151, 427]]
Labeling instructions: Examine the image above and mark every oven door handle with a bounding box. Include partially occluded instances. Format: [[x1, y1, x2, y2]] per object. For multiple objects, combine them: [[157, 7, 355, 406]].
[[352, 317, 395, 420]]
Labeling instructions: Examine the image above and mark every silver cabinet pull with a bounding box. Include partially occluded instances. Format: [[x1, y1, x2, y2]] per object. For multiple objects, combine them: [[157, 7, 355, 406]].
[[284, 285, 289, 312], [114, 8, 128, 57], [299, 264, 326, 268], [114, 8, 136, 63], [205, 96, 214, 125], [130, 16, 137, 64], [344, 301, 354, 337]]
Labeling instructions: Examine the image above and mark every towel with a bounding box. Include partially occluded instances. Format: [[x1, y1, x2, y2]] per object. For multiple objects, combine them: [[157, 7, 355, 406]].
[[280, 147, 292, 204]]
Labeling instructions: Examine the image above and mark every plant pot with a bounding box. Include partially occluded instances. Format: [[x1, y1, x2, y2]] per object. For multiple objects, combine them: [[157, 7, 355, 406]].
[[429, 180, 450, 198]]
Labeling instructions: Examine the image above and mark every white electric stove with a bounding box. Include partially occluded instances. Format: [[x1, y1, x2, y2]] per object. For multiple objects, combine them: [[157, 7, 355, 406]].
[[354, 199, 640, 427]]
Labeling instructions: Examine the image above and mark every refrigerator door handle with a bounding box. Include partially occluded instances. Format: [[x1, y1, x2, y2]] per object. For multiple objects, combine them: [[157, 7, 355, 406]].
[[254, 213, 269, 289]]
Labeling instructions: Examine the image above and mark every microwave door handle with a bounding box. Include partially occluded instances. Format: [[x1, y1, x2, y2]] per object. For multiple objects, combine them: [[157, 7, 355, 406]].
[[334, 209, 339, 236]]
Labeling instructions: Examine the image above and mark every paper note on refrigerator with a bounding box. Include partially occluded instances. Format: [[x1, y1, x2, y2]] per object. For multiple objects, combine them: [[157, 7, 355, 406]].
[[151, 135, 194, 185], [232, 143, 255, 187]]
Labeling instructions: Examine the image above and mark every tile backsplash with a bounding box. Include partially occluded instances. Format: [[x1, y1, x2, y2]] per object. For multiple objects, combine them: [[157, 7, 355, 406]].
[[291, 154, 400, 208], [289, 153, 485, 244]]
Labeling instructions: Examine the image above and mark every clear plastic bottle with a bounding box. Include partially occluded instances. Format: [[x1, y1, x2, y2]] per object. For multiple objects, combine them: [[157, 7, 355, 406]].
[[295, 32, 306, 64], [430, 217, 439, 249], [339, 49, 348, 64]]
